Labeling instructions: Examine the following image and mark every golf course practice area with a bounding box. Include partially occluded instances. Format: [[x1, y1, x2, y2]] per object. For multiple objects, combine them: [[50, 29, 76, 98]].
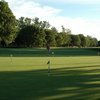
[[0, 48, 100, 100]]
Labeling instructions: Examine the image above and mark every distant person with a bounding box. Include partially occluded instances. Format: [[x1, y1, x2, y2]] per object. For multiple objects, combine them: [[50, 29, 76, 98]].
[[46, 43, 50, 53]]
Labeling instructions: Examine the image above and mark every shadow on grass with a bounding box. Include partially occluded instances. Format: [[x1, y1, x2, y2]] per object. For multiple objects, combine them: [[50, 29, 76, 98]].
[[0, 65, 100, 100], [0, 48, 100, 57]]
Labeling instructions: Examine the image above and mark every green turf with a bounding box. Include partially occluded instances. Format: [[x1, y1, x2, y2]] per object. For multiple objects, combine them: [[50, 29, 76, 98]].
[[0, 47, 100, 57], [0, 48, 100, 100], [0, 55, 100, 100]]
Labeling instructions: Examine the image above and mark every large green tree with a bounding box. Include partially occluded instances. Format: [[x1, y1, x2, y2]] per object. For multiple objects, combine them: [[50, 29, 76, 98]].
[[0, 0, 17, 46], [85, 36, 97, 47], [15, 25, 46, 47], [78, 34, 87, 47], [71, 34, 81, 47], [45, 29, 56, 46], [98, 41, 100, 46]]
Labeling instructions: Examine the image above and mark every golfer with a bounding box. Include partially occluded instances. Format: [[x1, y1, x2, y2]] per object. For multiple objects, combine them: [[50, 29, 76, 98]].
[[46, 43, 50, 53]]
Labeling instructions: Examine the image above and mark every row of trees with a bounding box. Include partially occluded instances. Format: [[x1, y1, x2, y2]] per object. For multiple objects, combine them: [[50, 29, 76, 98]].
[[0, 0, 100, 48], [14, 17, 99, 47]]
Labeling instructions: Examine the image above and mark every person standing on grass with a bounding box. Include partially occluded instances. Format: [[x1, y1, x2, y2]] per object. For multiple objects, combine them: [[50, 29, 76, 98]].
[[46, 43, 51, 75], [46, 43, 50, 53]]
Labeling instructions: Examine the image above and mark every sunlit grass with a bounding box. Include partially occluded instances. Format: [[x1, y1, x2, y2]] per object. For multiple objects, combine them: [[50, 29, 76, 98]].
[[0, 56, 100, 71], [0, 56, 100, 100]]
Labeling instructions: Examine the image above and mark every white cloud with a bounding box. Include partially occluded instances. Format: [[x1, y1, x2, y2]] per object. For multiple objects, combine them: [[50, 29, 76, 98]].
[[46, 16, 100, 40], [6, 0, 100, 40], [67, 0, 100, 4], [6, 0, 61, 18], [40, 0, 100, 4]]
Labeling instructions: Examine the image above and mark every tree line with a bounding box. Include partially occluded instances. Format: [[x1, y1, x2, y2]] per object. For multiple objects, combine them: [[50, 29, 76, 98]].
[[0, 0, 100, 48]]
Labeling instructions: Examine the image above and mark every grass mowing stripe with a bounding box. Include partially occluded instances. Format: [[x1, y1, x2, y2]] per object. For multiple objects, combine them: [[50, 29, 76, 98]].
[[0, 47, 100, 100], [0, 56, 100, 71], [0, 58, 100, 100], [0, 48, 100, 57]]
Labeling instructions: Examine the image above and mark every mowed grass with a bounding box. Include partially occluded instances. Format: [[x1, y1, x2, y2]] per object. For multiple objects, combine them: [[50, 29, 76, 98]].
[[0, 47, 99, 57], [0, 48, 100, 100], [0, 56, 100, 100]]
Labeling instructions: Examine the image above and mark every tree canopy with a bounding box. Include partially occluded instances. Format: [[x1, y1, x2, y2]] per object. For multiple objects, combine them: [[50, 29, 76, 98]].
[[0, 0, 99, 48], [0, 0, 17, 46]]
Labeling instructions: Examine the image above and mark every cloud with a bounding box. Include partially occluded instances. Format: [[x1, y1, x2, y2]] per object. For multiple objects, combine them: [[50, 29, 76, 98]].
[[66, 0, 100, 4], [6, 0, 61, 18], [38, 0, 100, 4], [47, 16, 100, 40], [6, 0, 100, 40]]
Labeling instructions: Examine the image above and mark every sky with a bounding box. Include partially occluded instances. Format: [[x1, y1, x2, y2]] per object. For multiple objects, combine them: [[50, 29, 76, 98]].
[[5, 0, 100, 40]]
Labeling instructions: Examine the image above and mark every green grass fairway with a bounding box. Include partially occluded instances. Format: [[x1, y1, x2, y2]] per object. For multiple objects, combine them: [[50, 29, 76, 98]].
[[0, 47, 100, 57], [0, 55, 100, 100]]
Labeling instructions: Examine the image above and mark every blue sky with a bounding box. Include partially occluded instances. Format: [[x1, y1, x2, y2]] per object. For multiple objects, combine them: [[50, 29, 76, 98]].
[[34, 0, 100, 19], [6, 0, 100, 40]]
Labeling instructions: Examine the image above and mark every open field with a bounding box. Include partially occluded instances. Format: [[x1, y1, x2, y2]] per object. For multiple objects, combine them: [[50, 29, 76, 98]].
[[0, 48, 100, 100], [0, 47, 100, 57]]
